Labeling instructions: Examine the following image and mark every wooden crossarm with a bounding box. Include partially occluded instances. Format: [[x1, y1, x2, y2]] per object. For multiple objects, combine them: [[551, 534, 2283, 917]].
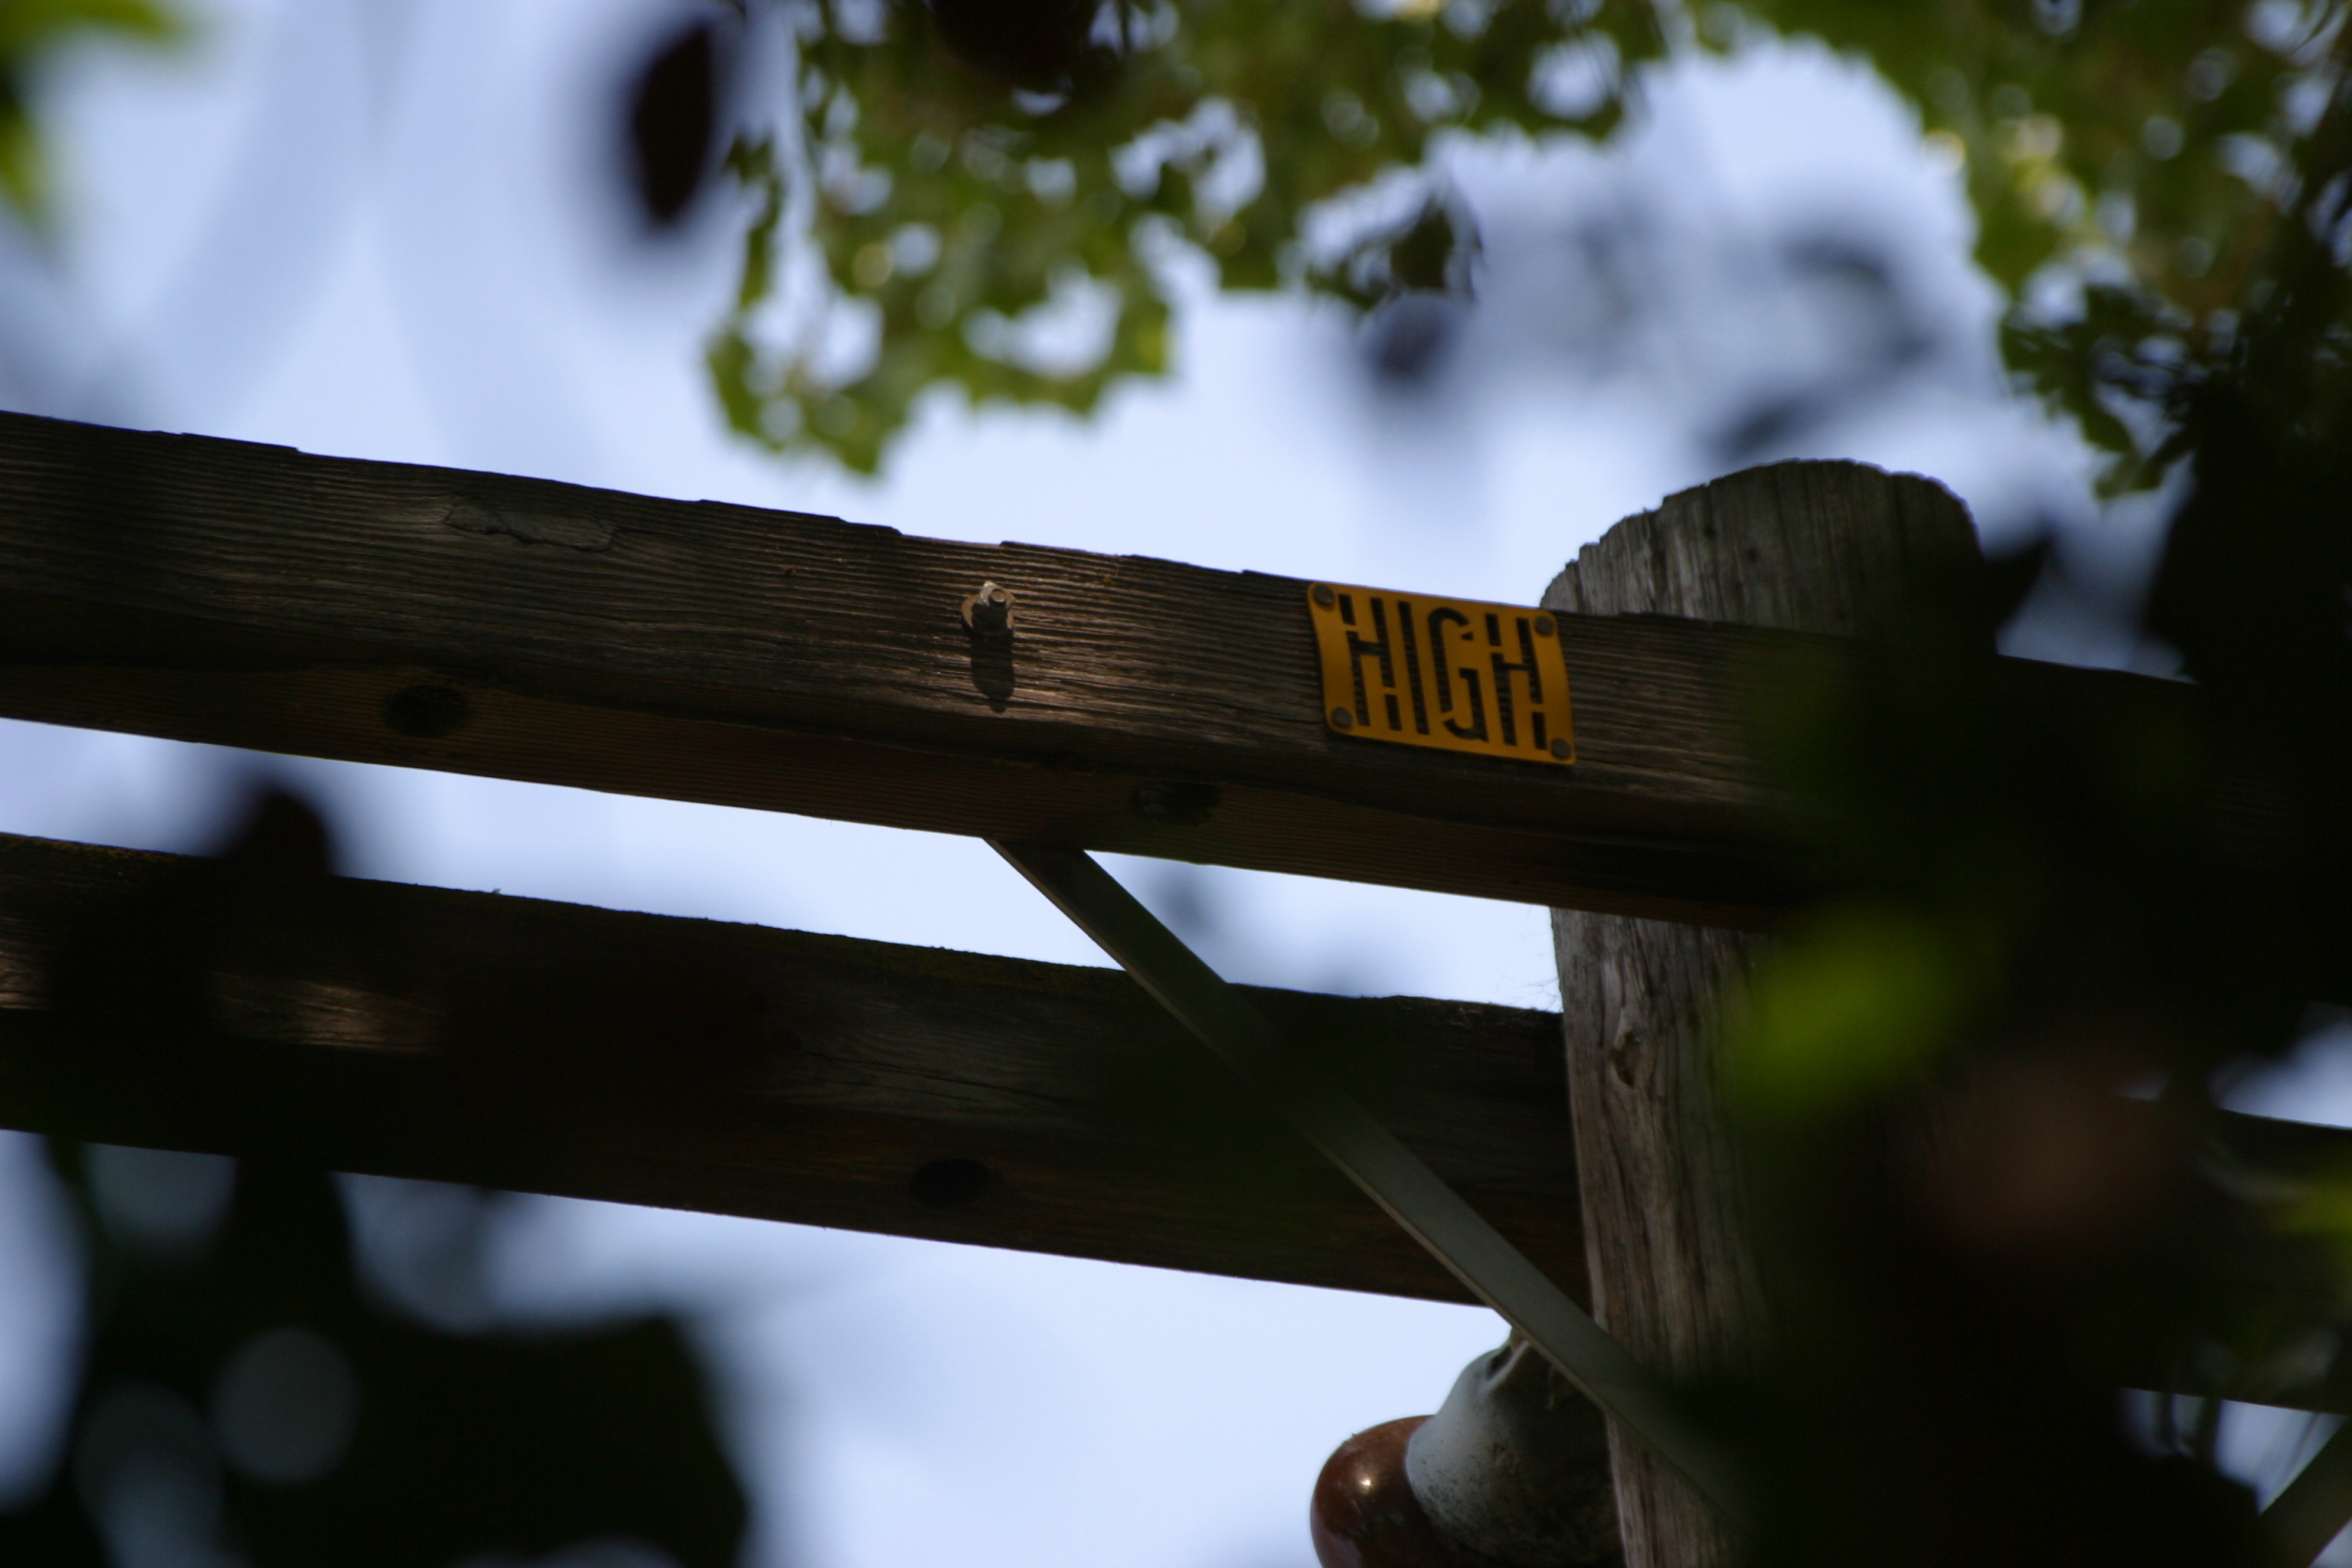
[[0, 829, 1586, 1305], [0, 414, 2267, 926], [0, 410, 1926, 926], [4, 828, 2344, 1413]]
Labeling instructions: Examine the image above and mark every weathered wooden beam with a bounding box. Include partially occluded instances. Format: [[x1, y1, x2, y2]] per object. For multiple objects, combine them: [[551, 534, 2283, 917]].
[[0, 410, 2135, 928], [0, 830, 1584, 1305], [5, 827, 2345, 1418]]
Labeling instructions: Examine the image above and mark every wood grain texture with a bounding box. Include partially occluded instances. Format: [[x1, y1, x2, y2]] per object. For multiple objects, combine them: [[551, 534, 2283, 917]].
[[1544, 461, 1978, 1568], [0, 830, 1583, 1304], [0, 410, 2212, 928]]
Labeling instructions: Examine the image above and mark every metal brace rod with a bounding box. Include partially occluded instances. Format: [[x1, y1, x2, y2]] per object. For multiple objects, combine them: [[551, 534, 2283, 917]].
[[2264, 1417, 2352, 1566], [990, 841, 1748, 1528]]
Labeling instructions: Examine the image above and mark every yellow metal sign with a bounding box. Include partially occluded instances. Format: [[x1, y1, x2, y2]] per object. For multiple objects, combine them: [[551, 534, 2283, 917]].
[[1308, 583, 1575, 765]]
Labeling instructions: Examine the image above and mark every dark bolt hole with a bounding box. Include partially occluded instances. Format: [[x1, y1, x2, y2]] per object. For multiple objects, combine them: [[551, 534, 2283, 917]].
[[1132, 780, 1220, 827], [383, 684, 470, 739], [908, 1158, 992, 1208]]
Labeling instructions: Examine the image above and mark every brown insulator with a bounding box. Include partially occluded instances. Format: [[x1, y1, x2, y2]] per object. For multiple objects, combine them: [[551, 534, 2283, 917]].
[[1311, 1416, 1476, 1568]]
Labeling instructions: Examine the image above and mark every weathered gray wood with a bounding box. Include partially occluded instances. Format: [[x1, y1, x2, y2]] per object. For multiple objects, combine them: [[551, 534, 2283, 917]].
[[0, 411, 2235, 928], [1544, 461, 1981, 1568], [0, 830, 1583, 1303]]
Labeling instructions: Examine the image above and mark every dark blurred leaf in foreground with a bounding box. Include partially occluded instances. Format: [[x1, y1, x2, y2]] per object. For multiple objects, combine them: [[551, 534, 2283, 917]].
[[0, 1152, 747, 1567], [626, 13, 736, 228], [0, 791, 748, 1567]]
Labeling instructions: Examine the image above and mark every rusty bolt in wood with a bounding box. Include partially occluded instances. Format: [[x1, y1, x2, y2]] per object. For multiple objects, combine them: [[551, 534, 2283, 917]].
[[961, 580, 1015, 637]]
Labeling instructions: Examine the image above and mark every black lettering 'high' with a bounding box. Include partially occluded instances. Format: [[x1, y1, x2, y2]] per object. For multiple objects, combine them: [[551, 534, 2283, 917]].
[[1341, 594, 1398, 730], [1487, 613, 1544, 750], [1429, 608, 1486, 743]]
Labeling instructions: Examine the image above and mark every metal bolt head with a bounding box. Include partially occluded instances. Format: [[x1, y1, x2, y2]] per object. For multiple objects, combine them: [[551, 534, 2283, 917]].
[[1534, 614, 1555, 636], [1312, 583, 1337, 608], [1550, 737, 1573, 759], [1331, 707, 1355, 728], [962, 580, 1015, 636]]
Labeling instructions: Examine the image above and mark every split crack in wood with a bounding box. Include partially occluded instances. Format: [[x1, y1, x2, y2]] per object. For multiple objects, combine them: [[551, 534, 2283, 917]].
[[443, 499, 616, 554]]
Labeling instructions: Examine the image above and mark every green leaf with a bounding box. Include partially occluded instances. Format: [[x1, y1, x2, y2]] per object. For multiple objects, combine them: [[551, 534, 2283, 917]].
[[1727, 906, 1979, 1124], [0, 0, 185, 220], [707, 0, 1665, 471]]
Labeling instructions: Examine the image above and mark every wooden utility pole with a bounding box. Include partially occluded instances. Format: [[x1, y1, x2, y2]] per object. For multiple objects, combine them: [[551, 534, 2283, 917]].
[[1544, 462, 1982, 1567]]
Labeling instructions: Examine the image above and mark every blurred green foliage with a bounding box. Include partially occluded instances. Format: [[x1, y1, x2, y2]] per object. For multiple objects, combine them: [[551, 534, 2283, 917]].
[[1748, 0, 2352, 491], [704, 0, 2352, 485], [707, 0, 1668, 469], [0, 0, 181, 220], [1725, 906, 1982, 1123]]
